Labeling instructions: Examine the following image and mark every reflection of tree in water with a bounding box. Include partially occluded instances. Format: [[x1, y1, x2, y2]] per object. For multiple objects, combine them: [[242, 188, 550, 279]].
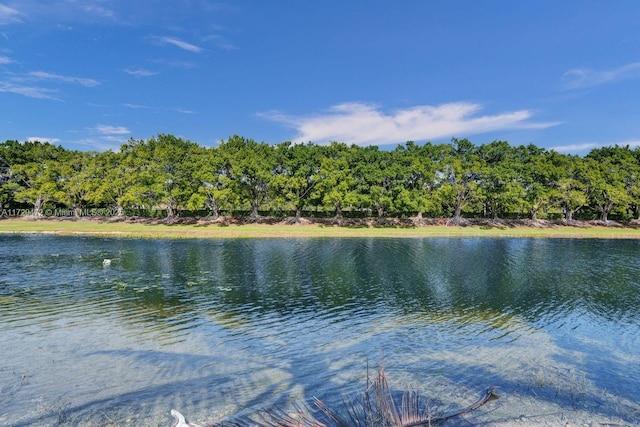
[[50, 236, 639, 328]]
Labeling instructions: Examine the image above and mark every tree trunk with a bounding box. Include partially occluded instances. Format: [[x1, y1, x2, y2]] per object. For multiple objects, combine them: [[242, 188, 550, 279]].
[[564, 205, 573, 221], [452, 188, 467, 224], [166, 202, 176, 220], [207, 197, 219, 218], [33, 195, 44, 217], [251, 197, 259, 218], [334, 201, 343, 218], [452, 204, 463, 224], [600, 201, 613, 222]]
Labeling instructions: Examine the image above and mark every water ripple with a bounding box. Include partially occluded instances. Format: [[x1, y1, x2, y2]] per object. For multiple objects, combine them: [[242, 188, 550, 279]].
[[1, 235, 639, 425]]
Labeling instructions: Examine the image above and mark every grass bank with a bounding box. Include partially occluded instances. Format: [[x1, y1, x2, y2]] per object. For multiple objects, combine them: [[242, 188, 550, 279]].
[[1, 218, 640, 239]]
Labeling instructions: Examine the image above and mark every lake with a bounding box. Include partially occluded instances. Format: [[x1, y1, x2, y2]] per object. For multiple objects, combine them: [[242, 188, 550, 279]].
[[0, 235, 639, 426]]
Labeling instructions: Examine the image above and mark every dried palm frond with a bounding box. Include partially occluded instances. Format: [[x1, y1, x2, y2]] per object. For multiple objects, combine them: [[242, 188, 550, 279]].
[[173, 365, 498, 427]]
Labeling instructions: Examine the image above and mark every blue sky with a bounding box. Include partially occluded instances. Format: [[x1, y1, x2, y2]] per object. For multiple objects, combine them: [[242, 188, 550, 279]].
[[1, 1, 640, 153]]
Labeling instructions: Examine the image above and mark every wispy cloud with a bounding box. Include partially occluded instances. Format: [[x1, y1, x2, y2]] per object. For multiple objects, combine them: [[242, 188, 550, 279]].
[[68, 137, 125, 151], [0, 68, 99, 100], [93, 124, 130, 135], [0, 4, 24, 25], [2, 1, 121, 27], [262, 102, 560, 146], [157, 36, 203, 53], [0, 80, 61, 100], [123, 103, 157, 110], [203, 34, 238, 50], [550, 142, 600, 153], [0, 55, 13, 64], [563, 62, 640, 90], [123, 103, 195, 114], [122, 67, 158, 77], [73, 122, 132, 151], [26, 136, 61, 144], [28, 71, 100, 87], [152, 58, 196, 69], [81, 4, 116, 20], [551, 140, 640, 153], [175, 107, 194, 114]]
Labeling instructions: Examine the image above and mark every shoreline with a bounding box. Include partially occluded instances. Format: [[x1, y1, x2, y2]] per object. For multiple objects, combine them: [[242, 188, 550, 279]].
[[2, 216, 640, 239]]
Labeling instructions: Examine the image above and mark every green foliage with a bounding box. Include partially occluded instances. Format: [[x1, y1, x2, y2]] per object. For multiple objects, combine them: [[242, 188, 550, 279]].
[[3, 136, 640, 221], [313, 142, 359, 217], [218, 135, 276, 217], [271, 141, 322, 217]]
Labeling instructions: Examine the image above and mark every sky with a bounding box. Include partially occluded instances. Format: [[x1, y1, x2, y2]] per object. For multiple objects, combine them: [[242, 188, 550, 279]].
[[1, 1, 640, 154]]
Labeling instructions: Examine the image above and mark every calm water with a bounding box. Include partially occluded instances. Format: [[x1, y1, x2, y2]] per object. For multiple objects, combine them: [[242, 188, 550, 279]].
[[0, 235, 639, 426]]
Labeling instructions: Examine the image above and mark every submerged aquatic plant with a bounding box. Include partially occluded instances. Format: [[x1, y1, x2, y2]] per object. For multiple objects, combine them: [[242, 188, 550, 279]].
[[171, 365, 499, 427]]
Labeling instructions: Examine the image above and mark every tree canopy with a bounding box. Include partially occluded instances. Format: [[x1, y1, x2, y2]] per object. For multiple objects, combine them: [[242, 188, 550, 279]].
[[2, 135, 640, 221]]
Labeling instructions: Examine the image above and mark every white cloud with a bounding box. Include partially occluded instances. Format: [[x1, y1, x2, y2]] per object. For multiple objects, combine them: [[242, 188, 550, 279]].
[[563, 62, 640, 90], [551, 140, 640, 153], [203, 34, 238, 50], [26, 136, 61, 144], [0, 80, 61, 100], [175, 107, 194, 114], [81, 4, 115, 20], [152, 58, 196, 69], [67, 137, 123, 151], [262, 102, 559, 146], [123, 103, 194, 114], [157, 36, 203, 53], [550, 142, 600, 153], [124, 103, 156, 110], [0, 55, 13, 64], [93, 125, 130, 135], [29, 71, 100, 87], [0, 4, 24, 25], [123, 67, 158, 77], [0, 69, 99, 100]]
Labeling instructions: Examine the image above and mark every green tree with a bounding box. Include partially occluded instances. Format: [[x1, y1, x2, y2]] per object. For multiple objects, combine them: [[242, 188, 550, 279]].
[[187, 146, 234, 217], [389, 142, 441, 218], [11, 141, 68, 216], [58, 151, 98, 217], [313, 142, 358, 218], [351, 146, 398, 218], [272, 141, 322, 218], [87, 150, 130, 216], [152, 135, 201, 219], [477, 141, 525, 219], [629, 148, 640, 219], [0, 140, 29, 209], [437, 139, 483, 224], [219, 135, 275, 218], [517, 145, 556, 220], [549, 152, 588, 221], [585, 146, 636, 221], [118, 135, 200, 219]]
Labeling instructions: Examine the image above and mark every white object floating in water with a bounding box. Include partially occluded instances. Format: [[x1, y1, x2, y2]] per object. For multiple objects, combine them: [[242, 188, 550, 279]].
[[102, 259, 112, 266], [170, 409, 203, 427]]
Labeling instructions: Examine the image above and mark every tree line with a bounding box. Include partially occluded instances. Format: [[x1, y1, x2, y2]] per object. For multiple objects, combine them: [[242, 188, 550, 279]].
[[1, 135, 640, 223]]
